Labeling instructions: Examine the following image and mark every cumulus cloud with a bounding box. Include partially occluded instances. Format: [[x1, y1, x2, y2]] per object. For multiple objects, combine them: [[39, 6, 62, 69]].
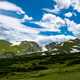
[[54, 0, 71, 9], [31, 13, 78, 45], [44, 0, 80, 14], [0, 0, 79, 46], [0, 1, 40, 43], [43, 0, 71, 13], [65, 19, 79, 32], [0, 1, 33, 20], [0, 17, 40, 42], [65, 18, 80, 35], [32, 13, 65, 32], [42, 0, 80, 41], [32, 12, 80, 42], [40, 0, 80, 45], [0, 15, 36, 33]]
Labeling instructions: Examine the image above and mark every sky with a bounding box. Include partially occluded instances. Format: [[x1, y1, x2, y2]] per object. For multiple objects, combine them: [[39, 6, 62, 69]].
[[0, 0, 80, 46]]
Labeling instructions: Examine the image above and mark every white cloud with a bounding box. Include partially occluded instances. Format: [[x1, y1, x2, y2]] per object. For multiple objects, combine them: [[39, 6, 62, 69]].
[[0, 1, 40, 43], [31, 13, 80, 44], [44, 0, 80, 14], [0, 1, 25, 14], [54, 0, 71, 9], [35, 34, 76, 46], [54, 0, 80, 10], [31, 13, 80, 45], [32, 13, 65, 32], [43, 0, 71, 13], [0, 0, 79, 46], [64, 12, 73, 18], [21, 15, 33, 22], [43, 5, 60, 14], [43, 0, 80, 41], [0, 1, 33, 21], [65, 19, 80, 31], [0, 14, 38, 33], [64, 18, 80, 37], [71, 0, 80, 12]]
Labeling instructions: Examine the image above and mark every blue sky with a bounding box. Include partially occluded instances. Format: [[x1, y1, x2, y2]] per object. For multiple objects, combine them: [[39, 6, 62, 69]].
[[8, 0, 75, 36], [0, 0, 80, 45], [8, 0, 53, 20]]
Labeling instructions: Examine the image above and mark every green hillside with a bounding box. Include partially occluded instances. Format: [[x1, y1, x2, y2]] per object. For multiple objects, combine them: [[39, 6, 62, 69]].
[[0, 39, 80, 80], [0, 40, 41, 55]]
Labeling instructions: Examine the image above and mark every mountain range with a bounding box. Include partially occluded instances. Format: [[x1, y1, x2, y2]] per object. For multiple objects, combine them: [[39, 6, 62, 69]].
[[0, 38, 80, 56]]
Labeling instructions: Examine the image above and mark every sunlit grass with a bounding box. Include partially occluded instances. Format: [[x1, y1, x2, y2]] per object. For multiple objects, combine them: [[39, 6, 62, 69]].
[[0, 64, 80, 80]]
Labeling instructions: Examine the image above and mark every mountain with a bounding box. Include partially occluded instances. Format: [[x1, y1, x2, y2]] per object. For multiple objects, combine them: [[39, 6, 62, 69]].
[[0, 38, 80, 56], [45, 38, 80, 54], [0, 40, 11, 53], [0, 40, 41, 55], [14, 41, 42, 54]]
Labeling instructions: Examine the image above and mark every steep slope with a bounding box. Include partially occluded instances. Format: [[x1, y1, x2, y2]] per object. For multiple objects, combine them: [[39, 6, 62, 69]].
[[45, 39, 80, 54]]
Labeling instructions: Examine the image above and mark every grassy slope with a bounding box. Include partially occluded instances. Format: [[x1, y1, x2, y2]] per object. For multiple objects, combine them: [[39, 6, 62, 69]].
[[0, 64, 80, 80], [0, 40, 80, 80]]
